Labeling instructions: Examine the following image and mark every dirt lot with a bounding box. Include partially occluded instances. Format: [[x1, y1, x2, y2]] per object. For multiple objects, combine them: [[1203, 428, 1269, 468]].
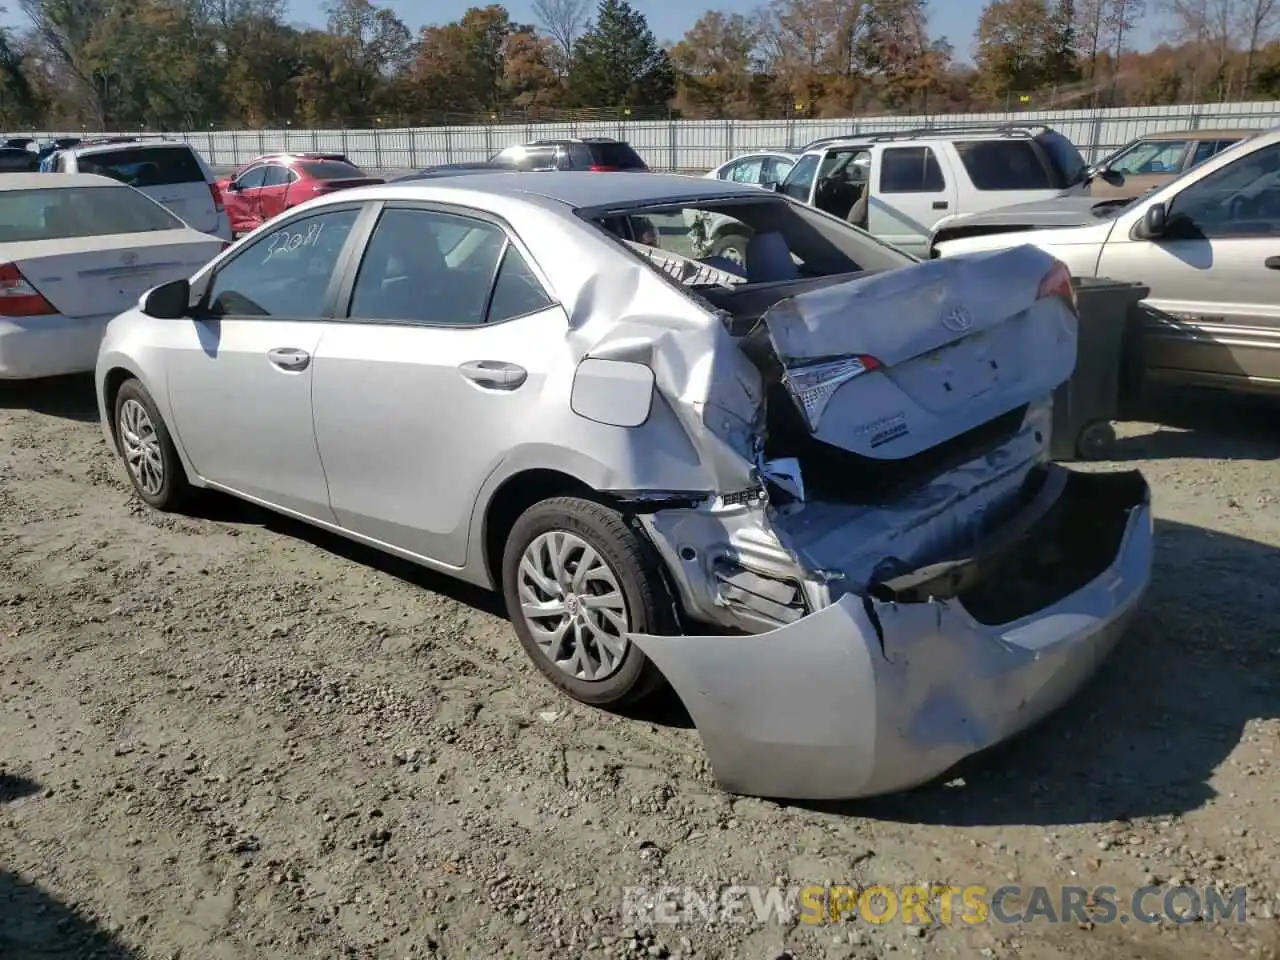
[[1, 376, 1278, 960]]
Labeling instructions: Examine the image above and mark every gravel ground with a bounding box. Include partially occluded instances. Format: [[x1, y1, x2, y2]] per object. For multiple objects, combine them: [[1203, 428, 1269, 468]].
[[1, 376, 1279, 960]]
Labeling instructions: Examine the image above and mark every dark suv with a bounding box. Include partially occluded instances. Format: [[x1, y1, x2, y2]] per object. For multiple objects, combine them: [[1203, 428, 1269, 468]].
[[490, 137, 649, 172]]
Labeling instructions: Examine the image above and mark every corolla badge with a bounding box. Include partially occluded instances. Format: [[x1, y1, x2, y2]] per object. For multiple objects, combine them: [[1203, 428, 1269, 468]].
[[941, 305, 973, 332]]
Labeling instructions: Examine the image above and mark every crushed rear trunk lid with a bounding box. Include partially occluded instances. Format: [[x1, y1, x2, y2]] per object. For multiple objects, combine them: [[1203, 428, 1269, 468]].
[[757, 244, 1076, 461]]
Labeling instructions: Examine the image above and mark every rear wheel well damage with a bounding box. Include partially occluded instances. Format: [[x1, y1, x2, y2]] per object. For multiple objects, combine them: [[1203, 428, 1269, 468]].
[[481, 469, 695, 633]]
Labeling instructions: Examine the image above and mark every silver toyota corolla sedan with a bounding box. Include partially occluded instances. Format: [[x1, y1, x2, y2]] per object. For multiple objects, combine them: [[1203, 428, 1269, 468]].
[[95, 172, 1154, 800]]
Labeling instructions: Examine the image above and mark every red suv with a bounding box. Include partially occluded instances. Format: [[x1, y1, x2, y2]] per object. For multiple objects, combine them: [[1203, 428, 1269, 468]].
[[216, 154, 383, 236]]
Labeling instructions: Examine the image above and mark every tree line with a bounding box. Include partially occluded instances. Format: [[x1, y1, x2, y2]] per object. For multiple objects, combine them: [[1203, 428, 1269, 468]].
[[0, 0, 1278, 131]]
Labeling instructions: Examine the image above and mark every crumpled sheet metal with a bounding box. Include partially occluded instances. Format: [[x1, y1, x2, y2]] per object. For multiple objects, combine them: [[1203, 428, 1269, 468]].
[[761, 244, 1066, 367], [628, 480, 1153, 801], [565, 256, 765, 494]]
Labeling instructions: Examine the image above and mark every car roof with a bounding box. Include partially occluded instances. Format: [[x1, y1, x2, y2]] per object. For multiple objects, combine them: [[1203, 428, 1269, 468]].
[[72, 139, 194, 156], [366, 171, 773, 208], [1137, 128, 1262, 140], [0, 172, 124, 190]]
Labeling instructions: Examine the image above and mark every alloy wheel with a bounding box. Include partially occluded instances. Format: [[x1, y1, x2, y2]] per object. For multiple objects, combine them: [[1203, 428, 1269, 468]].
[[118, 398, 164, 497], [516, 530, 631, 681]]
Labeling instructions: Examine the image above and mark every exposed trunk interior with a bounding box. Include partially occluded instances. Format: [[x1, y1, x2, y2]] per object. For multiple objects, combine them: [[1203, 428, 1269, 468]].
[[869, 469, 1146, 625]]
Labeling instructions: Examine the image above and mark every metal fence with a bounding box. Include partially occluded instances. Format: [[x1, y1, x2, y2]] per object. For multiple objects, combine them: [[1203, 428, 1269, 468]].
[[19, 101, 1280, 172]]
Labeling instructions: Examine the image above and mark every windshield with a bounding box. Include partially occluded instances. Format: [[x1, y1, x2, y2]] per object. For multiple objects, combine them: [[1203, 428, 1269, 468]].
[[585, 196, 913, 289], [0, 185, 184, 242]]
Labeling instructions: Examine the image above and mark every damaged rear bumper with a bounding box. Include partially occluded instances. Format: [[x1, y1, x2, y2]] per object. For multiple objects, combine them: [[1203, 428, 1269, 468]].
[[628, 465, 1153, 800]]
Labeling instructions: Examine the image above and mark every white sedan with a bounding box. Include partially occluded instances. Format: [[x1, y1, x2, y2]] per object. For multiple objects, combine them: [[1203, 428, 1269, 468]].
[[0, 173, 225, 379]]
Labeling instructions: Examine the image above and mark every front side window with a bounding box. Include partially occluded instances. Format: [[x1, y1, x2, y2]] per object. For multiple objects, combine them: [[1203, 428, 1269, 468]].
[[1110, 140, 1189, 176], [1166, 142, 1280, 239], [347, 207, 552, 325], [204, 208, 359, 318], [0, 185, 184, 243], [763, 157, 795, 185], [879, 146, 945, 193], [955, 140, 1054, 190]]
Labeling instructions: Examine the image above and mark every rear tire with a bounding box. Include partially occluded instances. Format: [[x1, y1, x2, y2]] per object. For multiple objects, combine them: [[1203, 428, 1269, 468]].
[[114, 378, 191, 512], [501, 496, 674, 707]]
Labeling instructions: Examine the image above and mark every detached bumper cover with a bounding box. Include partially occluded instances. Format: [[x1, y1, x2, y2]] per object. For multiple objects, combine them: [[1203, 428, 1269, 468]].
[[629, 466, 1153, 800]]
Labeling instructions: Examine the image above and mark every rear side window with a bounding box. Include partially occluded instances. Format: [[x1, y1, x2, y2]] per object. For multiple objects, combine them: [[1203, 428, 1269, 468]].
[[879, 147, 945, 193], [0, 185, 183, 242], [348, 208, 550, 325], [76, 146, 206, 187], [954, 140, 1054, 190], [300, 161, 366, 180], [587, 142, 647, 170], [1191, 139, 1240, 167]]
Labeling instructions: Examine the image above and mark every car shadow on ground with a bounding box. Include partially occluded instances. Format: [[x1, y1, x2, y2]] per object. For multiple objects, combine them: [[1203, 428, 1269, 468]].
[[186, 492, 698, 728], [1109, 387, 1280, 462], [804, 516, 1279, 827], [0, 773, 139, 959], [0, 374, 100, 424]]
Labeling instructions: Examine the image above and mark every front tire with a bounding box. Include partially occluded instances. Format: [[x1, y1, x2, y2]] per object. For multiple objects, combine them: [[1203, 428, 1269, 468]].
[[114, 378, 190, 511], [501, 496, 675, 707]]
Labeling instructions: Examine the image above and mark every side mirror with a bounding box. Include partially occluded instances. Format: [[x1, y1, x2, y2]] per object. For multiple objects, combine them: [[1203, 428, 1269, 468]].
[[141, 278, 190, 319], [762, 180, 779, 191], [1100, 168, 1125, 186], [225, 180, 240, 192], [1136, 202, 1167, 239]]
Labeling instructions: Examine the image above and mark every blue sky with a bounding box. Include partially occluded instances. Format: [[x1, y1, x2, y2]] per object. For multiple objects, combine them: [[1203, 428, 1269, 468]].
[[2, 0, 1164, 61]]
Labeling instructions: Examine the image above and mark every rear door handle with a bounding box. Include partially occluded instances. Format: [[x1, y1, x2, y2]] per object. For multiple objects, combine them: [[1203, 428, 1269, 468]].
[[267, 347, 311, 371], [458, 360, 527, 390], [932, 201, 949, 210], [1266, 257, 1280, 270]]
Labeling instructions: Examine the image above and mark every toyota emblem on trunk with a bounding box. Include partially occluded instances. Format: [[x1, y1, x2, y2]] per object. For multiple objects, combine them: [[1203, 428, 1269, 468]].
[[942, 306, 973, 332]]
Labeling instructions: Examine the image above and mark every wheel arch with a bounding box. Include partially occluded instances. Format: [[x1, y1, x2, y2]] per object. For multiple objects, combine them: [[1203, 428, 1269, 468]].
[[479, 468, 595, 590]]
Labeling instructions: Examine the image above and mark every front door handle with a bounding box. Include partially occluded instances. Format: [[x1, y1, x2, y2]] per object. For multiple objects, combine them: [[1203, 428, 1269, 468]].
[[932, 201, 949, 210], [1266, 256, 1280, 270], [267, 346, 311, 371], [458, 360, 527, 390]]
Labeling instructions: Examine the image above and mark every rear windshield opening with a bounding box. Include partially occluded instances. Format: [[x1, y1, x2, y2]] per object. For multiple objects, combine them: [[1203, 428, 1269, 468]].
[[0, 185, 184, 242], [589, 197, 913, 299], [300, 160, 367, 180], [587, 143, 648, 170], [77, 146, 206, 187]]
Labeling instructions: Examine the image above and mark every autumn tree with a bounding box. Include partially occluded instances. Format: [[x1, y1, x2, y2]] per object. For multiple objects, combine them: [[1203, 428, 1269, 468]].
[[567, 0, 675, 108], [405, 6, 560, 116], [973, 0, 1057, 101], [856, 0, 940, 110], [669, 11, 760, 117]]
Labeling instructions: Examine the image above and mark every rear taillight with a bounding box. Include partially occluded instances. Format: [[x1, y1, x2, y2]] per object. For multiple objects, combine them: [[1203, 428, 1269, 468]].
[[1037, 258, 1077, 311], [209, 182, 224, 212], [0, 262, 56, 317], [783, 355, 882, 430], [588, 164, 618, 172]]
